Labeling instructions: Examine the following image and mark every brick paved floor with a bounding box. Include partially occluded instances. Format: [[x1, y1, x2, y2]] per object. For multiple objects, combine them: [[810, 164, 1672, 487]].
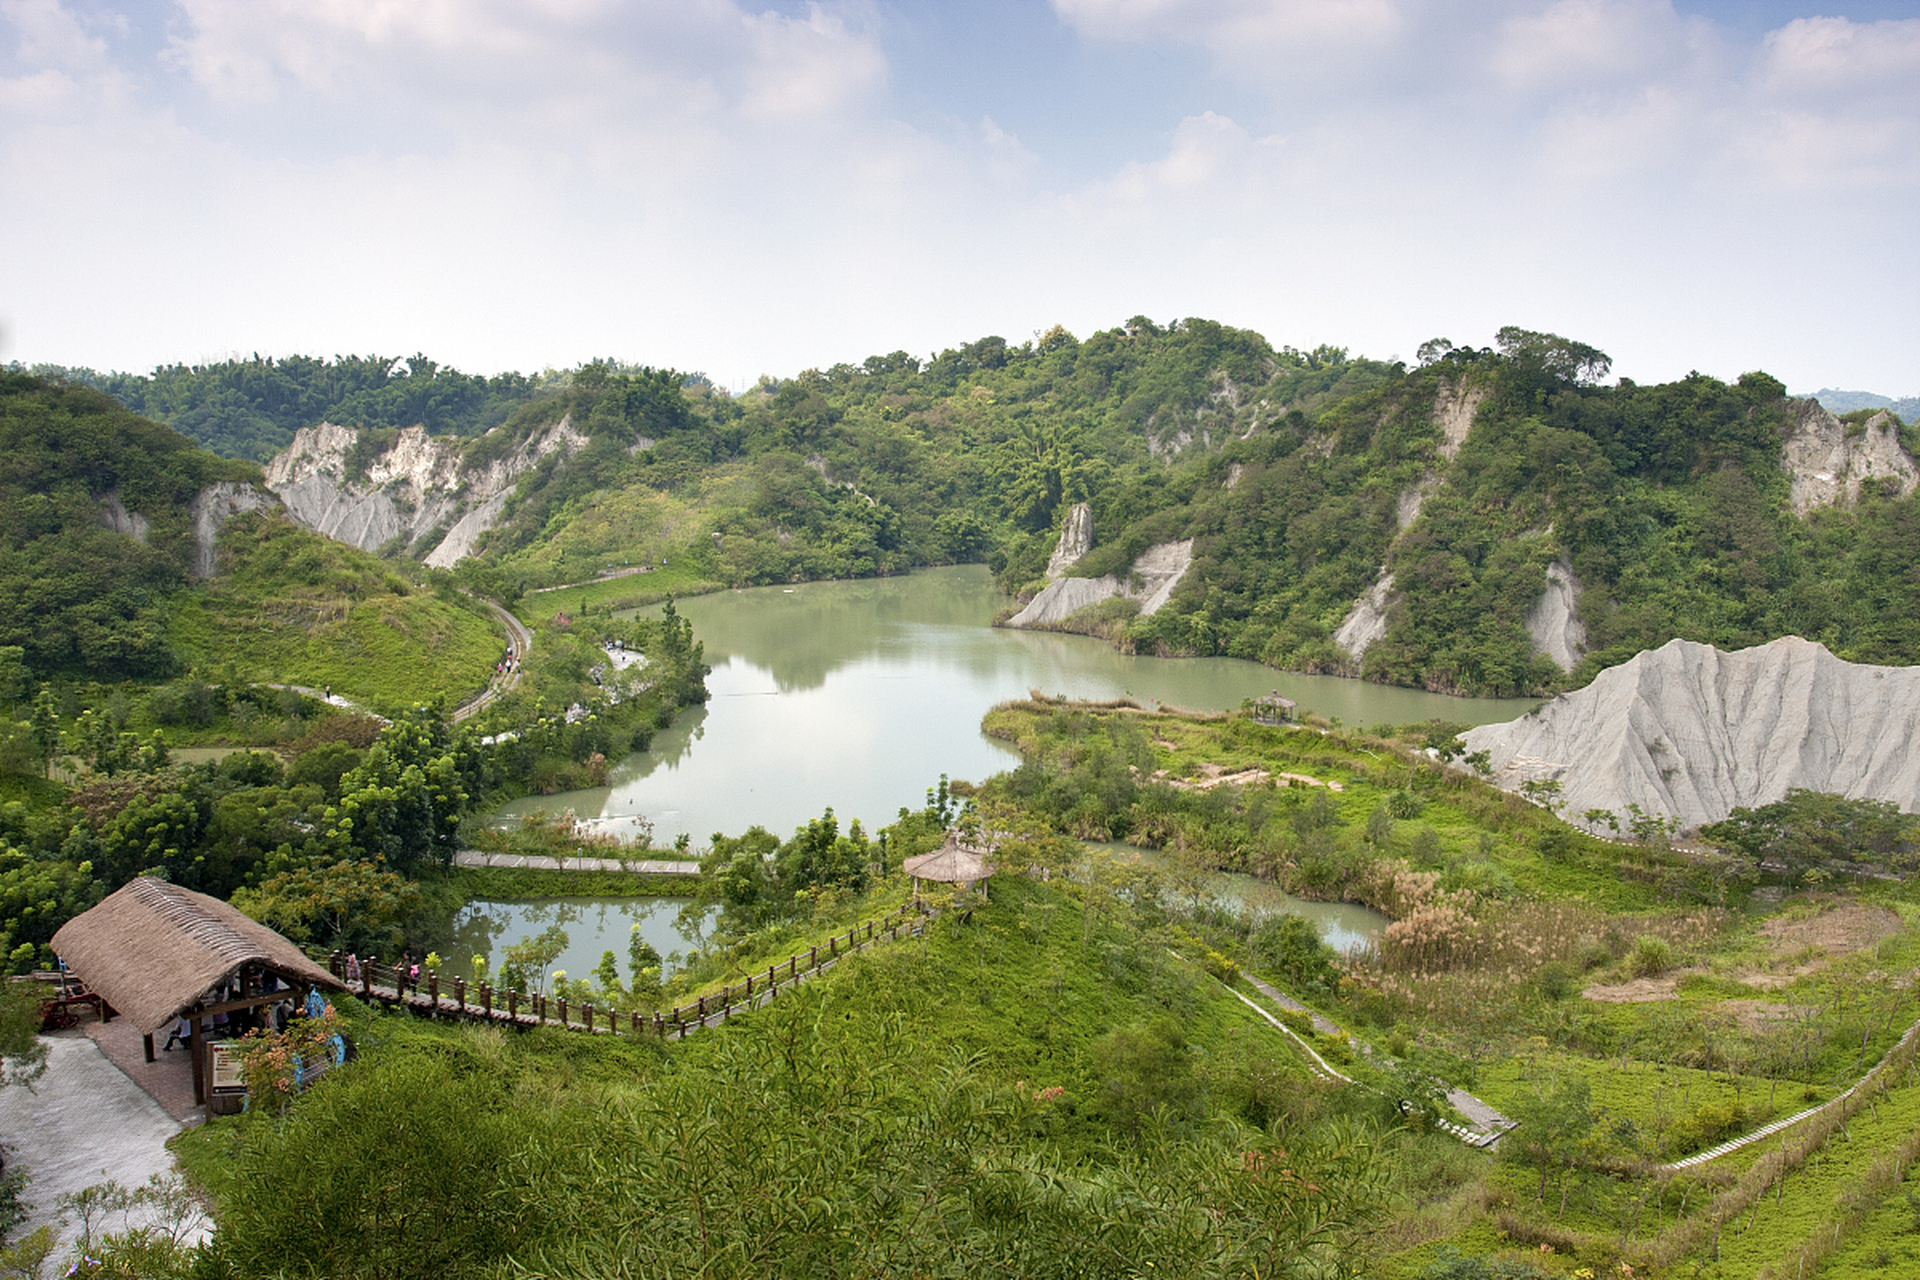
[[83, 1014, 202, 1125]]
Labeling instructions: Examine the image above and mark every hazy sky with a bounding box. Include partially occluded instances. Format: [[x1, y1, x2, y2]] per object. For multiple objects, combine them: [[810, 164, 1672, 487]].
[[3, 0, 1915, 393]]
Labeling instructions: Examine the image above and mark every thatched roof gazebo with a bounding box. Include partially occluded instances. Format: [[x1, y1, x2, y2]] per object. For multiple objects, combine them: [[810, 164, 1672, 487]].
[[902, 829, 996, 896], [52, 877, 346, 1107], [1251, 691, 1298, 724]]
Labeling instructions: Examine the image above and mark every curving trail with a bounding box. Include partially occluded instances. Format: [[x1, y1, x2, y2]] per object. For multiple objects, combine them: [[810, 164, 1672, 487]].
[[453, 598, 533, 722]]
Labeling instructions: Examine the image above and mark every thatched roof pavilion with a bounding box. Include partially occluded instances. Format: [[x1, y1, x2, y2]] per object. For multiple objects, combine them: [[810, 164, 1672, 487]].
[[1251, 692, 1298, 724], [52, 877, 347, 1108], [902, 830, 995, 888], [53, 877, 344, 1034]]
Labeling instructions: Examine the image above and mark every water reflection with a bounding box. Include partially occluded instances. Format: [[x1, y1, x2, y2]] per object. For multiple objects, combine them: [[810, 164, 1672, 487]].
[[503, 566, 1538, 844], [435, 897, 713, 984], [1097, 844, 1387, 954]]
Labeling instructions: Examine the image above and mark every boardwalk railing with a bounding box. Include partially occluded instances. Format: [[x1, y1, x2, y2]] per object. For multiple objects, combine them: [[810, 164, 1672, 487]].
[[327, 901, 929, 1040]]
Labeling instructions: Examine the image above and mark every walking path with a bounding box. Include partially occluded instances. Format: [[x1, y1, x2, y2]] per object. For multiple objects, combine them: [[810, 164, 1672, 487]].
[[0, 1033, 205, 1257], [1236, 970, 1517, 1149], [453, 598, 533, 722], [1657, 1015, 1920, 1172], [452, 850, 701, 876]]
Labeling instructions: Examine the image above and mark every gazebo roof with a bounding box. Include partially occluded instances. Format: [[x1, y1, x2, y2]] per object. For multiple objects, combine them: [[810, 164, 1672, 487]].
[[51, 877, 345, 1034], [902, 831, 995, 884]]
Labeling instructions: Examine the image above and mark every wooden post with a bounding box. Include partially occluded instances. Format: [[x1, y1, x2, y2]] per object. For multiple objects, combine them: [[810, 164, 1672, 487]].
[[696, 995, 706, 1020], [557, 997, 568, 1027], [329, 951, 343, 979], [508, 988, 519, 1020], [810, 946, 818, 969], [768, 964, 776, 989], [189, 1012, 206, 1105], [583, 1003, 593, 1033], [789, 956, 797, 979], [142, 1033, 155, 1064], [829, 936, 837, 959], [428, 971, 439, 1010], [482, 983, 493, 1018], [361, 964, 373, 999], [745, 974, 753, 1000], [454, 977, 466, 1014], [654, 1013, 664, 1036]]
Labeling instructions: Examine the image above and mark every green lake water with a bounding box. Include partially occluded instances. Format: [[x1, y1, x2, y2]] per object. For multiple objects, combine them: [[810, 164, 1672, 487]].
[[496, 565, 1538, 846], [436, 897, 709, 984]]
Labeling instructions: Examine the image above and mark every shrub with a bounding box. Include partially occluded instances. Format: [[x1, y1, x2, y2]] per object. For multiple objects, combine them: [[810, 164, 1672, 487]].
[[1630, 933, 1675, 977], [1387, 789, 1426, 819]]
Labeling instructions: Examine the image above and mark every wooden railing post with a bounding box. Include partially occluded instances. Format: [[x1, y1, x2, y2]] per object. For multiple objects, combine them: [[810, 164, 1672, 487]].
[[482, 983, 493, 1018], [454, 977, 466, 1013], [508, 988, 519, 1020], [329, 951, 343, 979], [810, 946, 818, 969], [583, 1003, 593, 1033], [557, 997, 568, 1027], [696, 995, 706, 1020], [428, 971, 440, 1010]]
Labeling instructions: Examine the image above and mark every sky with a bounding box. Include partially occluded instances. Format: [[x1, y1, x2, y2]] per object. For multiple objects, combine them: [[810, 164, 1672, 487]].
[[1, 0, 1916, 394]]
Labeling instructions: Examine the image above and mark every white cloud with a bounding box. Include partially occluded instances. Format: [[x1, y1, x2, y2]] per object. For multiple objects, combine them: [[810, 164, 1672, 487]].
[[0, 1, 1913, 394], [1054, 0, 1405, 60], [1488, 0, 1708, 94], [1761, 16, 1920, 95]]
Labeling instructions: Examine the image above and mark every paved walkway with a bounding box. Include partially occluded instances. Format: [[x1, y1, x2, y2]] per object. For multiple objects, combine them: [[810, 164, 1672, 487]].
[[1238, 971, 1516, 1148], [452, 850, 700, 876], [0, 1033, 201, 1256], [85, 1016, 201, 1124]]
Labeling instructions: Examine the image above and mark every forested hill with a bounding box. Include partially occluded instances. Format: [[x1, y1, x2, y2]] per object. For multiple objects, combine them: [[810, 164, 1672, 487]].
[[25, 354, 546, 461], [44, 320, 1920, 698], [0, 372, 259, 677], [0, 373, 499, 697]]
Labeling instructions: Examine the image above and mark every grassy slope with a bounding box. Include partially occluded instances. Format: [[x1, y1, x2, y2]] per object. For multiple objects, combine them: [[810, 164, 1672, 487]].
[[170, 508, 502, 709], [176, 872, 1399, 1278]]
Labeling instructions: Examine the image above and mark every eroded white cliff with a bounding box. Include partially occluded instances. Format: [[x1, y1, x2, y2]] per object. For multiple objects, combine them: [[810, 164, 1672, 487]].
[[1462, 636, 1920, 831], [264, 417, 587, 566], [1783, 402, 1917, 515]]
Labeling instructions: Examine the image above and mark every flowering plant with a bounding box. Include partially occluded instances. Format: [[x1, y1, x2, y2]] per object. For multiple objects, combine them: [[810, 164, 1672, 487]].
[[234, 1003, 348, 1114]]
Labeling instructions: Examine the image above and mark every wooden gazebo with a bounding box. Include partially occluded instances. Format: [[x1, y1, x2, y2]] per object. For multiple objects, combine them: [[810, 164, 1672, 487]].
[[902, 829, 996, 897], [1251, 692, 1298, 724], [51, 877, 346, 1108]]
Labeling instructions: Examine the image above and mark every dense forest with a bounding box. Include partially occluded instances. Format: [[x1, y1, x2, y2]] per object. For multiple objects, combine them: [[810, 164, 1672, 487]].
[[26, 354, 547, 461]]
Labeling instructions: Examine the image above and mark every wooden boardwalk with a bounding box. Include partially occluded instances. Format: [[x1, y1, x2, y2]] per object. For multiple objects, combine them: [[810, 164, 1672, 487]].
[[329, 903, 927, 1039]]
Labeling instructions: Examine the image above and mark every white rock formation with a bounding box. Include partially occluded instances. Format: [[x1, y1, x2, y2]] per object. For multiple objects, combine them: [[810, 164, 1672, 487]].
[[1435, 378, 1485, 462], [264, 417, 586, 566], [98, 494, 149, 543], [1782, 401, 1917, 515], [1045, 502, 1094, 579], [1334, 572, 1395, 661], [1396, 476, 1437, 532], [190, 482, 277, 578], [1462, 636, 1920, 831], [1006, 539, 1194, 628], [1525, 560, 1587, 672]]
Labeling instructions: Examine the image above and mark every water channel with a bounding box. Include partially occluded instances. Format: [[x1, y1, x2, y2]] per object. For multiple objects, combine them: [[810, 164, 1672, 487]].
[[496, 565, 1537, 846]]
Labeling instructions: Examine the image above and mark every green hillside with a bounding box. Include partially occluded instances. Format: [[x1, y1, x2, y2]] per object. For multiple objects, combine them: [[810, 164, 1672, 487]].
[[56, 321, 1920, 697], [0, 372, 500, 706]]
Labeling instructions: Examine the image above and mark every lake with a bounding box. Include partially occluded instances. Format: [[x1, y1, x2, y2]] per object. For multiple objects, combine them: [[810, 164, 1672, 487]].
[[496, 565, 1537, 846]]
